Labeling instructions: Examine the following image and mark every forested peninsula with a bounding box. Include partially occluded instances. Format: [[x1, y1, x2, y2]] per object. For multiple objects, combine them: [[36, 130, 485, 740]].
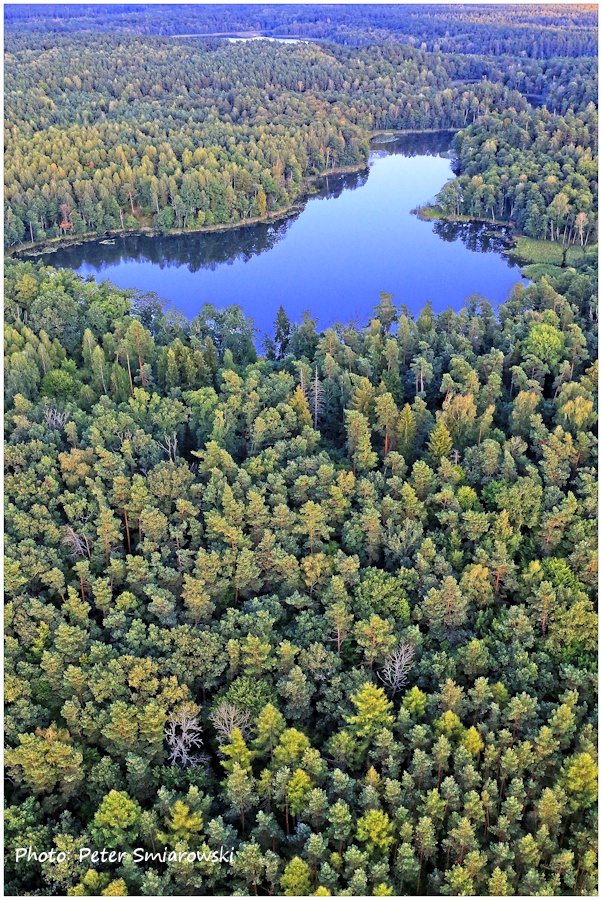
[[4, 6, 597, 251], [4, 4, 599, 897]]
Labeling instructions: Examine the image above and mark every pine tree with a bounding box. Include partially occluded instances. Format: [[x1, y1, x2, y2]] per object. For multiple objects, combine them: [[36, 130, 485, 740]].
[[233, 841, 266, 895], [397, 403, 417, 460], [287, 768, 312, 817], [325, 599, 354, 656], [414, 816, 437, 892], [280, 857, 312, 896], [225, 764, 257, 836], [328, 799, 353, 854], [428, 418, 453, 461], [253, 704, 286, 762], [256, 188, 267, 219], [345, 410, 377, 474], [274, 305, 291, 359], [375, 391, 398, 457], [354, 615, 396, 670], [220, 728, 254, 774], [345, 683, 394, 743], [374, 291, 397, 333], [559, 752, 598, 812], [488, 867, 513, 895], [356, 809, 394, 855], [91, 790, 142, 849], [421, 575, 469, 636], [158, 799, 203, 847]]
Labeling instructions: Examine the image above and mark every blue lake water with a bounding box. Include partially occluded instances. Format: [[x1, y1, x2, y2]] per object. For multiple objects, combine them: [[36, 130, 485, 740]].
[[37, 133, 524, 337]]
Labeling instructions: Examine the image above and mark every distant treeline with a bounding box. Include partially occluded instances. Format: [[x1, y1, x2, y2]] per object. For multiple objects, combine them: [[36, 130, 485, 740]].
[[4, 30, 597, 247], [5, 3, 598, 57]]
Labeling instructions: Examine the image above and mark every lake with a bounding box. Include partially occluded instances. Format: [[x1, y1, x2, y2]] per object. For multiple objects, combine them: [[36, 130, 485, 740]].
[[36, 132, 524, 337], [170, 34, 310, 43]]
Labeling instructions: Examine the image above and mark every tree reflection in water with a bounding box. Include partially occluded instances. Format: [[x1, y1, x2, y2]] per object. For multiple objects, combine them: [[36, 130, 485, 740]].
[[433, 220, 516, 256], [28, 131, 525, 334], [33, 132, 453, 275]]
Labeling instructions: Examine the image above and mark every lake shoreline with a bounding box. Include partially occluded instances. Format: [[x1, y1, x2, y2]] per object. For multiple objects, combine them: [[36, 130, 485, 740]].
[[12, 168, 366, 260], [413, 202, 527, 268], [20, 135, 529, 334], [412, 204, 592, 275], [414, 203, 513, 230], [10, 129, 459, 260]]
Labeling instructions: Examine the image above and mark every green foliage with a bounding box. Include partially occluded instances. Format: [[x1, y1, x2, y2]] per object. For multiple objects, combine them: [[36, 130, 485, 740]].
[[91, 790, 142, 848], [560, 753, 598, 813], [2, 10, 598, 891], [4, 237, 597, 894], [40, 364, 81, 401], [9, 11, 594, 250], [402, 686, 428, 719], [345, 683, 394, 742], [435, 107, 597, 244], [523, 322, 565, 371], [280, 857, 312, 896], [356, 809, 394, 855], [428, 418, 453, 461]]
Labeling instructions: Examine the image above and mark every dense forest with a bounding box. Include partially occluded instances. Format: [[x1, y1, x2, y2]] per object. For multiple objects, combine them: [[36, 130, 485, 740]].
[[3, 35, 528, 246], [431, 103, 597, 241], [4, 6, 598, 248], [5, 4, 599, 57], [3, 4, 599, 898], [4, 244, 598, 895]]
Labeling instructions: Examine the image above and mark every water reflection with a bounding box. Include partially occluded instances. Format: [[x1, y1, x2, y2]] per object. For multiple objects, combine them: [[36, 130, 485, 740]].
[[433, 220, 515, 255], [60, 191, 514, 282], [30, 131, 524, 333], [44, 218, 297, 275], [35, 132, 452, 276], [371, 130, 454, 157]]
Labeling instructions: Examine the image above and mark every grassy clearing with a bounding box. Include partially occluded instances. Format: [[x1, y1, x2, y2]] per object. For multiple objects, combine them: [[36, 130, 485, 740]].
[[510, 236, 586, 267], [413, 203, 477, 222], [520, 262, 573, 281], [413, 204, 510, 226], [414, 204, 445, 221]]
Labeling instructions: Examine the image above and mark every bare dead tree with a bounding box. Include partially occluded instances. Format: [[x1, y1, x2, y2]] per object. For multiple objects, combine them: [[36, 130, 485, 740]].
[[116, 430, 134, 448], [165, 704, 205, 768], [156, 432, 178, 462], [299, 367, 308, 400], [209, 702, 252, 743], [309, 366, 324, 429], [62, 526, 91, 561], [378, 642, 415, 696], [42, 406, 70, 430]]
